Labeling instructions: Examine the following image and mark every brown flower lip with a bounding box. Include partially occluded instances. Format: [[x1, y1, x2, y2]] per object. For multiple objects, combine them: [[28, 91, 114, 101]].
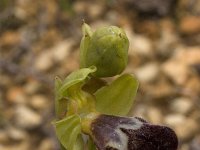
[[90, 114, 178, 150]]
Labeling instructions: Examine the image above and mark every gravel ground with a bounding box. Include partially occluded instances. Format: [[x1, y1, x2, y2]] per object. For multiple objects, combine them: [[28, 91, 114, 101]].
[[0, 0, 200, 150]]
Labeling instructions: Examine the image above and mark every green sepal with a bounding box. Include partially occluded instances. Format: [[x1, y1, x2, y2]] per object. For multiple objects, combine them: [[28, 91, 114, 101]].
[[80, 23, 93, 68], [94, 74, 139, 116], [57, 66, 96, 100], [53, 115, 81, 150]]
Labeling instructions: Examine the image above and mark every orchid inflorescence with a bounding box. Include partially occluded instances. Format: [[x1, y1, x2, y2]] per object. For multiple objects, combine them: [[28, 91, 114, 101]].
[[53, 23, 178, 150]]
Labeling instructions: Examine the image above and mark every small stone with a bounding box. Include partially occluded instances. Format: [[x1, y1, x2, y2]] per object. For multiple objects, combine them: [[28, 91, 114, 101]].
[[180, 16, 200, 34], [164, 114, 186, 127], [143, 78, 174, 99], [0, 130, 9, 144], [128, 34, 153, 57], [51, 40, 72, 62], [7, 127, 27, 141], [39, 138, 54, 150], [0, 141, 30, 150], [134, 63, 159, 83], [0, 31, 21, 47], [162, 47, 200, 85], [175, 119, 199, 140], [131, 104, 147, 119], [23, 80, 40, 94], [184, 77, 200, 96], [87, 2, 105, 19], [14, 105, 42, 129], [34, 51, 53, 71], [34, 39, 72, 71], [30, 95, 49, 110], [123, 0, 175, 16], [190, 135, 200, 150], [73, 1, 87, 14], [63, 50, 79, 72], [146, 107, 163, 124], [6, 87, 27, 104], [165, 114, 199, 140], [181, 144, 189, 150], [156, 19, 178, 56], [170, 97, 193, 114]]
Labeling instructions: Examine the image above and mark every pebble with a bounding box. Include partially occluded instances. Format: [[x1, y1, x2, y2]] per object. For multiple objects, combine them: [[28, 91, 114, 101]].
[[123, 0, 175, 16], [180, 16, 200, 34], [87, 2, 105, 19], [170, 97, 193, 114], [165, 114, 199, 140], [175, 119, 199, 141], [0, 130, 9, 144], [0, 141, 30, 150], [0, 31, 21, 47], [38, 138, 54, 150], [14, 105, 42, 129], [6, 87, 27, 104], [73, 1, 87, 14], [156, 19, 178, 56], [128, 34, 153, 57], [164, 114, 186, 127], [34, 39, 72, 71], [23, 80, 40, 94], [34, 51, 54, 71], [162, 47, 200, 85], [134, 63, 159, 83], [146, 107, 163, 124], [73, 1, 104, 19], [190, 135, 200, 150], [7, 127, 27, 141], [30, 95, 49, 110]]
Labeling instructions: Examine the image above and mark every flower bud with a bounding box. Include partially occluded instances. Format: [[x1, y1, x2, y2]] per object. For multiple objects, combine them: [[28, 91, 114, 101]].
[[89, 114, 178, 150], [80, 23, 129, 77]]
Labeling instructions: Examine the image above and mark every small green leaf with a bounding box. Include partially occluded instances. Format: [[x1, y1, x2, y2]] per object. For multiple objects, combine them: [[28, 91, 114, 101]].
[[57, 66, 96, 100], [94, 74, 139, 116], [54, 115, 81, 150]]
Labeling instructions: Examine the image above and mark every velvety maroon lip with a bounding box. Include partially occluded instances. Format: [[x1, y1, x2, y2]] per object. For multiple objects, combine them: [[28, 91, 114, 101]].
[[121, 124, 178, 150], [91, 114, 178, 150]]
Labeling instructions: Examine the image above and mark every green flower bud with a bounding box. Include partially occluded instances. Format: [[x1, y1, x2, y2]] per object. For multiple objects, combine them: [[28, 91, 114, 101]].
[[80, 23, 129, 77]]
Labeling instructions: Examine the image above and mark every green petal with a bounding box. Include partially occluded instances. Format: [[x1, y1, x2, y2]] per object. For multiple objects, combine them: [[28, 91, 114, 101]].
[[88, 137, 96, 150], [55, 77, 66, 118], [94, 74, 139, 116], [73, 134, 84, 150], [54, 115, 81, 150], [57, 66, 96, 100]]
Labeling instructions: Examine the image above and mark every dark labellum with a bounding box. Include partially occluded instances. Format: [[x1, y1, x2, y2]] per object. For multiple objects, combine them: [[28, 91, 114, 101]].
[[90, 115, 178, 150]]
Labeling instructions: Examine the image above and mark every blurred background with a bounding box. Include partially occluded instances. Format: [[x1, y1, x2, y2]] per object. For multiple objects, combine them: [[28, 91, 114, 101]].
[[0, 0, 200, 150]]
